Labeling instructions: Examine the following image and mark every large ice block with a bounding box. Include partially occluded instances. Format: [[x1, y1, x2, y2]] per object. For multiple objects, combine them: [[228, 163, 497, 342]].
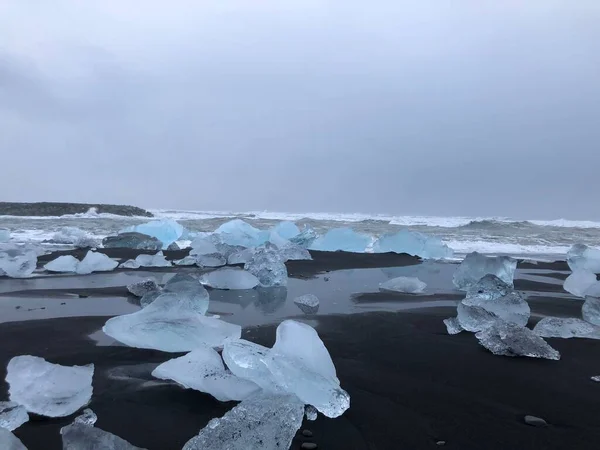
[[272, 221, 300, 240], [462, 291, 530, 328], [244, 243, 288, 287], [582, 296, 600, 326], [215, 219, 263, 248], [222, 340, 279, 392], [152, 347, 260, 402], [309, 228, 370, 253], [77, 251, 118, 274], [465, 274, 513, 301], [533, 317, 600, 339], [127, 279, 160, 297], [0, 402, 29, 431], [129, 219, 184, 249], [289, 226, 318, 248], [44, 255, 80, 273], [0, 428, 27, 450], [0, 245, 38, 278], [476, 321, 560, 360], [567, 243, 600, 273], [456, 302, 499, 332], [182, 394, 304, 450], [200, 268, 259, 290], [373, 229, 453, 259], [379, 276, 426, 294], [453, 252, 517, 290], [563, 270, 597, 297], [6, 356, 93, 417], [102, 232, 163, 251]]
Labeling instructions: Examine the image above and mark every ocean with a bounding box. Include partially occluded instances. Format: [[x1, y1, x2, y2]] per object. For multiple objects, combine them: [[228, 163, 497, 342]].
[[1, 209, 598, 260]]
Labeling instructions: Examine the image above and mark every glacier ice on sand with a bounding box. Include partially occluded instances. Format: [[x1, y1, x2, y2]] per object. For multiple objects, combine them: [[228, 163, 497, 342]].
[[127, 279, 160, 297], [453, 252, 517, 290], [102, 232, 163, 251], [0, 428, 27, 450], [309, 228, 370, 253], [51, 227, 97, 248], [582, 296, 600, 326], [120, 251, 171, 269], [214, 219, 264, 248], [0, 402, 29, 431], [200, 268, 259, 290], [476, 321, 560, 360], [567, 243, 600, 273], [244, 243, 288, 287], [563, 270, 597, 297], [379, 276, 426, 294], [44, 255, 80, 273], [0, 245, 38, 278], [465, 274, 513, 301], [76, 251, 118, 274], [271, 221, 300, 240], [373, 229, 453, 259], [0, 228, 9, 243], [533, 317, 600, 340], [293, 294, 320, 314]]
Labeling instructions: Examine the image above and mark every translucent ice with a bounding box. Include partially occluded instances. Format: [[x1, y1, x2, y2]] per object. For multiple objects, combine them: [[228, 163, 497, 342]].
[[582, 296, 600, 326], [200, 268, 259, 290], [373, 230, 453, 259], [129, 219, 184, 249], [102, 232, 163, 251], [309, 228, 370, 253], [140, 290, 162, 308], [103, 293, 240, 352], [152, 347, 260, 402], [443, 317, 463, 335], [215, 219, 263, 248], [563, 270, 597, 297], [189, 237, 219, 256], [0, 428, 27, 450], [272, 221, 300, 240], [127, 279, 160, 297], [228, 248, 254, 265], [453, 252, 517, 290], [0, 245, 38, 278], [567, 243, 600, 273], [379, 276, 426, 294], [293, 294, 320, 314], [0, 402, 29, 431], [462, 291, 530, 328], [51, 227, 97, 248], [6, 356, 93, 417], [122, 251, 171, 268], [277, 243, 312, 262], [0, 229, 9, 243], [174, 256, 197, 266], [533, 317, 600, 340], [119, 259, 141, 269], [44, 255, 79, 273], [465, 274, 513, 301], [182, 394, 304, 450], [456, 303, 499, 332], [476, 321, 560, 360], [289, 226, 318, 248], [221, 340, 279, 392], [244, 243, 288, 287], [195, 253, 227, 268], [77, 251, 118, 274], [305, 405, 318, 421], [74, 408, 97, 426]]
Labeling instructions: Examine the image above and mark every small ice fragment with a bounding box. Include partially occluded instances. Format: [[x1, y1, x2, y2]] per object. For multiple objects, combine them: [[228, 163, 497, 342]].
[[44, 255, 79, 273], [76, 251, 118, 274], [244, 243, 288, 287], [215, 219, 264, 248], [0, 402, 29, 431], [533, 317, 600, 339], [6, 356, 94, 417], [476, 321, 560, 360], [127, 279, 160, 297], [443, 317, 463, 335], [453, 252, 517, 290], [305, 405, 318, 421], [102, 232, 163, 251], [309, 228, 370, 253], [182, 394, 304, 450], [462, 291, 530, 328], [564, 270, 597, 297], [582, 296, 600, 326], [293, 294, 320, 314], [74, 408, 97, 426], [373, 229, 453, 260], [174, 255, 197, 266], [456, 302, 499, 332], [0, 245, 38, 278], [222, 340, 279, 392], [200, 268, 259, 290], [195, 253, 227, 268], [379, 276, 426, 294], [465, 274, 513, 301], [152, 347, 260, 402], [567, 243, 600, 273], [0, 428, 27, 450]]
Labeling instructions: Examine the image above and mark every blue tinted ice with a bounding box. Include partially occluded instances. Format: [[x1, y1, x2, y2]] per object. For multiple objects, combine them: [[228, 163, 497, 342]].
[[373, 230, 453, 259], [309, 228, 370, 253], [453, 252, 517, 290]]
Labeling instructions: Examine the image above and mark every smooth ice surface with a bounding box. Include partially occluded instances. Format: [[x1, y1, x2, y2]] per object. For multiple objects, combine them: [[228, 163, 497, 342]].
[[465, 274, 513, 301], [456, 303, 499, 332], [103, 293, 240, 352], [74, 409, 97, 426], [215, 219, 264, 248], [7, 356, 93, 417], [77, 251, 118, 275], [289, 226, 318, 248], [563, 270, 597, 297], [195, 253, 227, 268], [443, 317, 463, 335], [476, 321, 560, 360], [462, 291, 530, 328], [0, 229, 9, 243], [129, 219, 184, 249], [582, 296, 600, 326], [44, 255, 79, 273], [0, 402, 29, 431], [453, 252, 517, 290], [227, 248, 254, 265], [373, 229, 453, 259], [152, 347, 260, 402], [278, 243, 312, 262], [293, 294, 320, 314], [0, 428, 27, 450], [200, 268, 259, 290], [102, 232, 163, 251], [189, 237, 219, 256], [130, 251, 171, 268], [162, 273, 210, 313], [309, 228, 370, 253], [244, 244, 288, 287], [0, 246, 38, 278], [533, 317, 600, 339], [379, 276, 426, 294], [567, 244, 600, 273], [183, 393, 304, 450], [127, 279, 160, 297], [222, 340, 279, 392], [272, 221, 300, 240]]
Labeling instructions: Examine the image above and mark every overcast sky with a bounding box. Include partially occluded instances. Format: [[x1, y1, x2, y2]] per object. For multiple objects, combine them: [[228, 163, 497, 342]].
[[1, 1, 599, 219]]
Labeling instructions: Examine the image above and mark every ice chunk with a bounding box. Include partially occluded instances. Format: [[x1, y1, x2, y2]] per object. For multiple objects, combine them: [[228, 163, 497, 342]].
[[140, 290, 162, 308], [222, 340, 279, 392], [0, 245, 38, 278], [567, 243, 600, 273], [476, 321, 560, 360], [215, 219, 264, 248], [119, 259, 141, 269], [379, 276, 426, 294], [195, 253, 227, 268], [453, 252, 517, 290], [0, 428, 27, 450], [6, 356, 93, 417], [305, 405, 318, 421], [563, 270, 597, 297], [244, 243, 288, 287], [227, 248, 254, 265], [127, 279, 160, 297], [293, 294, 320, 314], [272, 221, 300, 240], [456, 302, 499, 332], [44, 255, 80, 273], [533, 317, 600, 339], [309, 228, 370, 253], [200, 268, 259, 290], [0, 229, 9, 243], [61, 409, 146, 450], [443, 317, 463, 335], [0, 402, 29, 431], [174, 256, 197, 266], [51, 227, 98, 248], [289, 226, 318, 248], [373, 229, 453, 259], [465, 274, 513, 301], [582, 296, 600, 326], [77, 251, 118, 274], [130, 251, 171, 268], [189, 237, 219, 256], [278, 243, 312, 262], [102, 232, 163, 251], [103, 293, 240, 352], [182, 393, 304, 450], [462, 291, 530, 327], [152, 347, 260, 402], [129, 219, 184, 249]]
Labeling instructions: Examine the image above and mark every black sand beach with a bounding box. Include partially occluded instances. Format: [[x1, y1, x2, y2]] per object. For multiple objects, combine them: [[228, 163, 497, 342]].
[[1, 251, 599, 449]]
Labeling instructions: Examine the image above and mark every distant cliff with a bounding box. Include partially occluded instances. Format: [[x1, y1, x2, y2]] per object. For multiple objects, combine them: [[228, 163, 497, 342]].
[[0, 202, 153, 217]]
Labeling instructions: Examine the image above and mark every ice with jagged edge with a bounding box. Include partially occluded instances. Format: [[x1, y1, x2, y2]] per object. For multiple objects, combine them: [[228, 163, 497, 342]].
[[563, 270, 597, 297], [222, 340, 280, 392], [289, 226, 318, 248], [268, 232, 312, 261], [456, 303, 499, 332], [174, 255, 197, 266], [583, 296, 600, 326], [103, 292, 240, 352], [0, 245, 38, 278], [76, 251, 118, 274], [453, 252, 517, 290], [51, 227, 98, 248], [182, 393, 304, 450], [189, 236, 220, 256], [465, 274, 513, 301], [102, 232, 163, 251], [272, 221, 300, 239], [152, 347, 260, 402], [0, 402, 29, 431], [200, 268, 259, 290], [61, 409, 147, 450], [379, 276, 426, 294], [244, 243, 288, 287], [127, 279, 160, 297], [293, 294, 320, 314], [161, 273, 209, 313], [195, 253, 227, 268], [476, 321, 560, 360], [443, 317, 463, 335], [567, 243, 600, 273], [309, 228, 370, 253], [0, 428, 27, 450], [120, 251, 171, 269], [124, 219, 184, 249], [533, 317, 600, 339], [462, 291, 530, 328], [0, 228, 9, 243], [44, 255, 80, 273], [6, 356, 94, 417], [214, 219, 265, 248], [373, 229, 453, 259], [305, 405, 318, 421]]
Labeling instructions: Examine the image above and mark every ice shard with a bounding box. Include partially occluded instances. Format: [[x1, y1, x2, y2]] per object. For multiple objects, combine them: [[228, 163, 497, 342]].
[[293, 294, 320, 314], [582, 296, 600, 326], [462, 291, 530, 328], [379, 276, 426, 294], [44, 255, 80, 273], [563, 270, 597, 297], [0, 245, 38, 278], [567, 243, 600, 273], [0, 428, 27, 450], [77, 251, 118, 274], [200, 268, 259, 290], [309, 228, 370, 253], [215, 219, 263, 248], [533, 317, 600, 339], [0, 229, 9, 243], [127, 279, 160, 297], [373, 229, 453, 259], [443, 317, 463, 335], [244, 243, 288, 287], [102, 232, 163, 251], [456, 302, 499, 332], [51, 227, 98, 248], [6, 356, 93, 417], [227, 248, 254, 265], [195, 253, 227, 268], [453, 252, 517, 290], [476, 321, 560, 360], [0, 402, 29, 431]]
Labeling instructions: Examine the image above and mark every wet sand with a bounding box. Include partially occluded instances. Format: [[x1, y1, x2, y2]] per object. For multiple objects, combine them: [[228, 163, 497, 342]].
[[1, 251, 599, 449]]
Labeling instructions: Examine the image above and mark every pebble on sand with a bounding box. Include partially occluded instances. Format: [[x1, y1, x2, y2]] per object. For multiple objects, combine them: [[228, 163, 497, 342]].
[[524, 415, 548, 427], [302, 430, 313, 437], [301, 443, 318, 450]]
